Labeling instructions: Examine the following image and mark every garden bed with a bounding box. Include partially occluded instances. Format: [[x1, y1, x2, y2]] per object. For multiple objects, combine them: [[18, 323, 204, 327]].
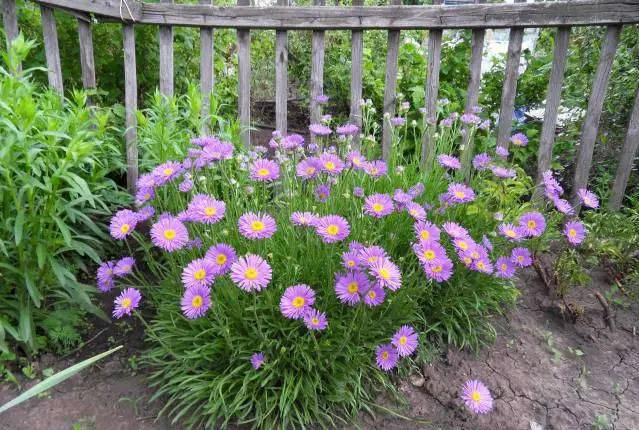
[[2, 268, 636, 430]]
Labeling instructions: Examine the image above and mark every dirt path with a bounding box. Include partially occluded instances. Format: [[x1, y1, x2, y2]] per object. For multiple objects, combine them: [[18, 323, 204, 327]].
[[1, 269, 637, 430]]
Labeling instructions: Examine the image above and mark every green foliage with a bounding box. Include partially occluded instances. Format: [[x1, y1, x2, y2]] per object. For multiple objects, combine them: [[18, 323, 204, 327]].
[[0, 36, 128, 357]]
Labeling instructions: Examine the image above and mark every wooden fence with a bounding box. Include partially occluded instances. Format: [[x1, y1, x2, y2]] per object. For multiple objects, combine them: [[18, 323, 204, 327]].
[[2, 0, 639, 210]]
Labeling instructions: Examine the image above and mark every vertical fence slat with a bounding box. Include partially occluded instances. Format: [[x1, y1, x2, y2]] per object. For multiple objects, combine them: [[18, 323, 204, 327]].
[[609, 87, 639, 210], [40, 5, 63, 94], [496, 0, 526, 149], [2, 0, 19, 48], [237, 0, 251, 146], [535, 27, 570, 193], [460, 0, 486, 179], [420, 0, 443, 167], [310, 0, 326, 145], [199, 0, 214, 134], [275, 0, 289, 135], [350, 0, 364, 147], [381, 0, 401, 161], [77, 19, 96, 104], [159, 0, 174, 97], [572, 25, 621, 207], [123, 24, 138, 193]]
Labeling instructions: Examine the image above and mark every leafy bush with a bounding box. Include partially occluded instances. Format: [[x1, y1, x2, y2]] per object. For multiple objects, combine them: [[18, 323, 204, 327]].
[[0, 36, 129, 356]]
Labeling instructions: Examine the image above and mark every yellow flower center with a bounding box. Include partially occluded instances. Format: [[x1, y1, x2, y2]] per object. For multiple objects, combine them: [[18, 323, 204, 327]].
[[353, 157, 362, 166], [326, 225, 339, 236], [163, 229, 176, 240], [378, 268, 391, 280], [370, 168, 378, 175], [410, 209, 418, 216], [369, 256, 378, 263], [311, 317, 320, 325], [420, 230, 430, 240], [120, 224, 130, 234], [292, 297, 305, 308], [457, 241, 468, 250], [144, 193, 150, 200], [569, 229, 577, 237], [432, 265, 443, 273], [381, 351, 389, 360], [471, 391, 482, 402], [501, 263, 508, 271], [215, 254, 227, 265], [305, 167, 316, 175], [454, 191, 466, 198], [423, 250, 436, 261], [122, 265, 131, 272], [368, 290, 377, 299], [324, 161, 336, 170], [399, 336, 407, 345], [517, 256, 524, 262], [193, 269, 206, 280], [121, 298, 132, 309], [163, 167, 174, 176], [506, 230, 517, 238], [471, 251, 479, 259], [477, 262, 485, 269], [205, 207, 217, 216], [245, 268, 258, 280], [372, 203, 384, 212], [527, 220, 536, 229], [192, 295, 203, 308], [346, 260, 355, 268], [257, 168, 270, 177], [463, 257, 472, 265], [251, 221, 265, 231], [347, 282, 359, 293]]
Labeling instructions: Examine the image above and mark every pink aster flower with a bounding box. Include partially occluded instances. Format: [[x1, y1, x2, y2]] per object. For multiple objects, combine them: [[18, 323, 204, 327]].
[[498, 223, 522, 241], [353, 187, 365, 198], [358, 246, 389, 267], [564, 221, 586, 245], [335, 271, 369, 305], [495, 146, 509, 158], [510, 132, 528, 147], [472, 153, 491, 170], [461, 380, 494, 414], [364, 160, 388, 177], [97, 261, 115, 292], [187, 194, 226, 224], [490, 165, 516, 179], [341, 250, 360, 271], [442, 222, 469, 239], [113, 256, 135, 277], [150, 215, 189, 252], [447, 183, 475, 204], [315, 215, 350, 243], [250, 159, 280, 182], [238, 212, 277, 240], [110, 209, 138, 240], [136, 187, 155, 205], [408, 182, 425, 199], [364, 193, 394, 217], [112, 288, 141, 319], [136, 206, 155, 222], [364, 284, 386, 306], [405, 202, 427, 221], [438, 154, 461, 170], [318, 153, 344, 175], [347, 151, 367, 170], [205, 243, 237, 275], [282, 134, 304, 150], [315, 184, 331, 202], [412, 241, 447, 265], [422, 257, 454, 283], [376, 343, 399, 371], [182, 258, 216, 289], [230, 254, 272, 292], [251, 352, 265, 370], [309, 123, 332, 136], [152, 161, 183, 186], [303, 308, 328, 331], [495, 256, 517, 279], [390, 116, 405, 126], [543, 170, 564, 199], [392, 325, 418, 357], [519, 211, 546, 237], [336, 123, 359, 136], [280, 284, 316, 319], [181, 285, 211, 319], [511, 247, 532, 267], [577, 188, 599, 209], [369, 258, 402, 291], [296, 157, 321, 180], [291, 211, 317, 227]]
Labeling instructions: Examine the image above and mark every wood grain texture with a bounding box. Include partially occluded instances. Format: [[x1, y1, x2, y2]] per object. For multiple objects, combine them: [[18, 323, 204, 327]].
[[2, 0, 19, 45], [237, 0, 251, 146], [159, 0, 173, 97], [40, 5, 64, 94], [123, 24, 138, 193], [535, 27, 570, 194], [609, 87, 639, 210], [381, 0, 401, 162], [572, 25, 621, 207], [77, 19, 96, 103], [309, 0, 325, 146], [35, 0, 142, 21], [496, 0, 526, 149], [349, 0, 364, 148], [420, 0, 443, 168], [200, 0, 214, 134], [275, 0, 289, 135]]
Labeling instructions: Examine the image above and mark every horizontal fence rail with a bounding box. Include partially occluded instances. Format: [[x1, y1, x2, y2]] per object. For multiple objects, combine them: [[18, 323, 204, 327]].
[[3, 0, 639, 209]]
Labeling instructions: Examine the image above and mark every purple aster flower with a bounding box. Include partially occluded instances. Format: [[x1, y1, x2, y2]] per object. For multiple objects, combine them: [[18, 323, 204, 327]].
[[412, 240, 447, 265], [390, 116, 406, 127], [205, 243, 237, 275], [150, 215, 189, 252], [335, 271, 369, 305], [364, 160, 388, 177], [191, 136, 219, 147], [414, 221, 441, 243], [369, 258, 401, 291], [495, 256, 517, 279], [309, 123, 332, 136], [291, 211, 317, 227], [422, 257, 454, 283], [510, 132, 529, 147], [392, 189, 412, 205], [251, 352, 265, 370], [137, 173, 157, 190], [341, 250, 360, 271], [495, 146, 509, 158], [542, 170, 564, 198], [186, 237, 203, 250], [498, 223, 522, 241], [408, 182, 425, 198], [441, 117, 454, 127], [481, 235, 493, 252], [364, 284, 385, 306], [494, 212, 504, 221], [447, 183, 476, 204], [230, 254, 272, 292], [392, 325, 418, 357], [452, 236, 475, 252], [110, 209, 138, 240], [478, 119, 491, 130], [564, 221, 586, 245], [281, 134, 305, 150], [364, 193, 394, 217], [152, 161, 183, 186], [296, 157, 321, 180], [553, 197, 575, 215], [303, 308, 328, 331], [280, 284, 316, 319], [315, 94, 329, 104], [472, 153, 491, 170], [97, 261, 115, 292], [250, 159, 280, 182], [471, 257, 493, 274], [353, 187, 365, 198], [136, 187, 155, 205], [460, 113, 480, 125], [181, 285, 211, 319], [318, 153, 344, 175], [112, 288, 141, 319], [405, 202, 427, 221], [443, 222, 469, 239], [113, 256, 135, 277], [490, 165, 516, 179], [197, 141, 234, 166], [187, 194, 226, 224], [461, 380, 494, 414], [315, 215, 350, 243], [577, 188, 600, 209], [315, 184, 331, 203], [336, 123, 359, 136], [136, 206, 155, 222], [519, 212, 546, 237], [438, 154, 461, 170], [182, 258, 216, 289], [376, 343, 399, 371], [178, 179, 193, 193], [347, 151, 367, 170], [238, 212, 277, 240], [358, 246, 389, 267], [511, 247, 532, 267]]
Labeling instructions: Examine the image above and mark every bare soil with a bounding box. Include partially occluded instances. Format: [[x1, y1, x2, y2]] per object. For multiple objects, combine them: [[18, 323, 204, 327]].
[[1, 268, 637, 430]]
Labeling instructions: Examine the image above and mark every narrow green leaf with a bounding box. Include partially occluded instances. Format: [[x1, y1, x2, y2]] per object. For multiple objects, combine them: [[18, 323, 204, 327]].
[[14, 211, 25, 245]]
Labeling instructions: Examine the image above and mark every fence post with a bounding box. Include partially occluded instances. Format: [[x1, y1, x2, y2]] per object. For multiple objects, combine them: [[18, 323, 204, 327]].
[[200, 0, 214, 135], [40, 5, 63, 94], [349, 0, 364, 148], [77, 17, 96, 105], [275, 0, 289, 136], [381, 0, 401, 162], [2, 0, 20, 72], [237, 0, 251, 146], [310, 0, 326, 145], [123, 24, 138, 193], [609, 87, 639, 210], [159, 0, 174, 97]]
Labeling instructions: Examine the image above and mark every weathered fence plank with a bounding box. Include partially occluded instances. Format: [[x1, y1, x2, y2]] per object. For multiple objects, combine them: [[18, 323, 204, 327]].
[[535, 27, 570, 192], [572, 25, 621, 207], [159, 0, 174, 97], [609, 87, 639, 210], [200, 0, 214, 134], [237, 0, 251, 146], [2, 0, 19, 47], [420, 0, 443, 167], [349, 0, 364, 147], [123, 24, 138, 193], [309, 0, 325, 145], [381, 0, 401, 162], [77, 19, 96, 103], [275, 0, 289, 135], [40, 5, 63, 93], [496, 0, 526, 150]]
